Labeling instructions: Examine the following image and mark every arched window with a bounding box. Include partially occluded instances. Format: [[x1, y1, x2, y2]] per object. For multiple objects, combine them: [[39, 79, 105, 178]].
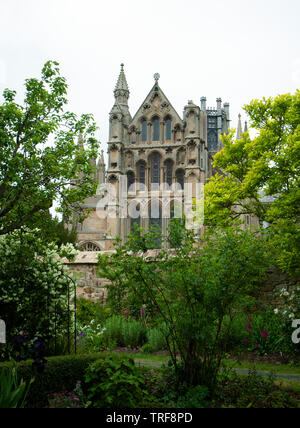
[[150, 152, 161, 185], [141, 120, 147, 142], [208, 130, 218, 151], [176, 169, 184, 190], [165, 117, 171, 140], [130, 204, 141, 231], [165, 159, 173, 187], [79, 242, 101, 252], [149, 199, 162, 248], [127, 171, 135, 191], [152, 116, 160, 141], [138, 161, 146, 190]]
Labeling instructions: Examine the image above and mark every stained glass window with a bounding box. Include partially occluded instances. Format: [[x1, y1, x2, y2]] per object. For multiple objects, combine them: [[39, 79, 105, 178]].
[[141, 120, 147, 141], [127, 171, 135, 191], [176, 169, 184, 190], [153, 117, 160, 141], [165, 159, 173, 187], [151, 152, 161, 185], [165, 117, 171, 140]]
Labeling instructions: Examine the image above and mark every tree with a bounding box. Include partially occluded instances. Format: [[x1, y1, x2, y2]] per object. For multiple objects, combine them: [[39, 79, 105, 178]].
[[98, 223, 268, 390], [204, 91, 300, 275], [0, 61, 100, 236], [0, 228, 77, 360]]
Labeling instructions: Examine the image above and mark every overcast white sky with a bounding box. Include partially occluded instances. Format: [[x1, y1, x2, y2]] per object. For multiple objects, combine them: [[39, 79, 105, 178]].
[[1, 0, 300, 161]]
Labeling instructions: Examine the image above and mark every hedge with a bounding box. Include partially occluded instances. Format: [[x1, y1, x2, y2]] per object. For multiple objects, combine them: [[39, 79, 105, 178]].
[[0, 352, 131, 408]]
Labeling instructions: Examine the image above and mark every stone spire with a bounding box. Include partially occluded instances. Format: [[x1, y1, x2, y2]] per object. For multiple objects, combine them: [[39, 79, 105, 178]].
[[97, 149, 106, 185], [114, 63, 129, 106], [244, 121, 248, 133], [236, 114, 243, 140]]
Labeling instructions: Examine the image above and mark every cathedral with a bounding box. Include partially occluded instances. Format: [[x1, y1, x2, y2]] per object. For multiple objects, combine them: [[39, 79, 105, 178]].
[[75, 65, 231, 251]]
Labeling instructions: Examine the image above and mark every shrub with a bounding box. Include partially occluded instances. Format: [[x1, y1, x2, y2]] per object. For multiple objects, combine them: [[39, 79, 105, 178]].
[[99, 225, 268, 391], [76, 298, 109, 325], [121, 320, 147, 349], [146, 325, 168, 352], [240, 311, 297, 357], [215, 369, 300, 408], [0, 229, 77, 360], [177, 385, 210, 408], [103, 315, 124, 346], [0, 353, 107, 408], [85, 355, 147, 408]]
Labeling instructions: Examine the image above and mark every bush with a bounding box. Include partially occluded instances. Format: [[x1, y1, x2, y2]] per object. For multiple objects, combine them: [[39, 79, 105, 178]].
[[85, 355, 147, 408], [177, 385, 210, 408], [215, 369, 300, 408], [102, 315, 124, 346], [101, 316, 146, 349], [0, 353, 107, 408], [226, 311, 297, 357], [76, 298, 109, 325], [146, 325, 168, 352], [99, 225, 269, 391], [121, 320, 147, 349], [0, 229, 77, 360]]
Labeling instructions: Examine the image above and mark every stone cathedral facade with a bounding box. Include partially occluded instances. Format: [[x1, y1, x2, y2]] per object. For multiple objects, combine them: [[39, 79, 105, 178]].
[[75, 65, 230, 251]]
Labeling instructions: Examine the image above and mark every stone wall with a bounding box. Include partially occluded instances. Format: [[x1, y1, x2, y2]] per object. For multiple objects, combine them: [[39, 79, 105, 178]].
[[64, 252, 299, 305], [259, 268, 300, 306], [64, 252, 112, 302]]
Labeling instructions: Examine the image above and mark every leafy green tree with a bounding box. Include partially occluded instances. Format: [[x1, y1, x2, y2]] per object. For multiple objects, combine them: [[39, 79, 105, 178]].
[[0, 61, 100, 235], [204, 91, 300, 275], [0, 228, 77, 360], [26, 210, 77, 247], [98, 223, 268, 390]]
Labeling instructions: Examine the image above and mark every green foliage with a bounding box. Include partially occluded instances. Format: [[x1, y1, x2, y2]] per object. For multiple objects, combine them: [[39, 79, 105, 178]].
[[215, 369, 300, 408], [0, 60, 100, 235], [0, 228, 77, 358], [102, 315, 124, 346], [0, 353, 105, 408], [121, 320, 147, 349], [76, 298, 109, 325], [85, 355, 147, 408], [47, 382, 86, 408], [98, 223, 268, 390], [143, 324, 168, 353], [204, 91, 300, 276], [26, 211, 78, 246], [177, 385, 210, 408], [0, 367, 33, 408]]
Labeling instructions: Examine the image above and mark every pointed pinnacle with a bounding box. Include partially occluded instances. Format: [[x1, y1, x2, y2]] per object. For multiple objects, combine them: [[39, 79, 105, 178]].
[[115, 63, 129, 92]]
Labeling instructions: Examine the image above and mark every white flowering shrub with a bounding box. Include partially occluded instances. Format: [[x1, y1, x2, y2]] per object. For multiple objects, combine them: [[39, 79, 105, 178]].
[[77, 321, 110, 353], [0, 228, 78, 358], [274, 287, 300, 321]]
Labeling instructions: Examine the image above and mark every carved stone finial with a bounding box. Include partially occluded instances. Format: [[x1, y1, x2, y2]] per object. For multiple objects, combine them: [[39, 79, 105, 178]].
[[121, 63, 124, 71], [154, 73, 160, 82]]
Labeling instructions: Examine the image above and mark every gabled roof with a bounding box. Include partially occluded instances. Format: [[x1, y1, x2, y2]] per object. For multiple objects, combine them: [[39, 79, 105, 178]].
[[130, 80, 183, 126]]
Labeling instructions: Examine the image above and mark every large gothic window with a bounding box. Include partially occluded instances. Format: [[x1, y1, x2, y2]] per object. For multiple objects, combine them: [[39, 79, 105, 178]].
[[165, 159, 173, 187], [149, 199, 162, 248], [150, 152, 161, 185], [138, 161, 146, 190], [130, 204, 141, 231], [165, 117, 171, 140], [127, 171, 135, 191], [176, 169, 185, 190], [141, 120, 147, 141], [152, 117, 160, 141], [208, 130, 218, 151]]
